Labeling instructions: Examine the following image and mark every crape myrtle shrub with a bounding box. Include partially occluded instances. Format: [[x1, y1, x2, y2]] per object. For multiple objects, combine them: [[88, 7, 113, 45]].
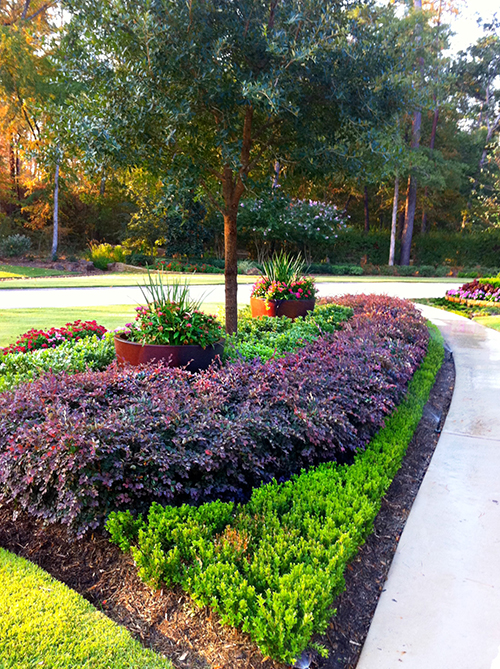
[[0, 296, 429, 536]]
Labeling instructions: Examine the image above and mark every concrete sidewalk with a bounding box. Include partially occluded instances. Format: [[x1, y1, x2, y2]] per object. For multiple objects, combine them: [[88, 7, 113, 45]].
[[357, 306, 500, 669]]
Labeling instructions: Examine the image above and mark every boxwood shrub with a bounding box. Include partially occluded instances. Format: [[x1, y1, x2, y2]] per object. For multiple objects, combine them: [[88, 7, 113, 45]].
[[0, 296, 428, 536]]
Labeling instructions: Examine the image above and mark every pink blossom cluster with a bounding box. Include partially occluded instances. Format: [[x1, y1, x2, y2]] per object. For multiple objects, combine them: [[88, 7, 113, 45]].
[[251, 276, 316, 301]]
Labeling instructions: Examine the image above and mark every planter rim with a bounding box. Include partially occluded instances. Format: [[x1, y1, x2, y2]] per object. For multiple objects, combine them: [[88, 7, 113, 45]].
[[251, 296, 316, 303], [114, 334, 224, 349]]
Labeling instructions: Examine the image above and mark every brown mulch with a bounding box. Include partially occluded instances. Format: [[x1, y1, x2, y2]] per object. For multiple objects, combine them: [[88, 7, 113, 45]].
[[0, 348, 455, 669]]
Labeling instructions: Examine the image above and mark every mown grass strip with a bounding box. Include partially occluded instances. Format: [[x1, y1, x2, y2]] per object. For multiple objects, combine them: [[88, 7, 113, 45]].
[[108, 324, 445, 664], [0, 547, 172, 669], [0, 263, 70, 279]]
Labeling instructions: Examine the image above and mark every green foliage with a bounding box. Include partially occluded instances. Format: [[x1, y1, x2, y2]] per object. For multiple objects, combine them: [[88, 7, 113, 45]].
[[480, 277, 500, 289], [88, 242, 126, 270], [0, 547, 172, 669], [0, 234, 31, 258], [108, 326, 444, 664], [225, 304, 353, 363], [262, 252, 305, 285], [0, 333, 115, 392]]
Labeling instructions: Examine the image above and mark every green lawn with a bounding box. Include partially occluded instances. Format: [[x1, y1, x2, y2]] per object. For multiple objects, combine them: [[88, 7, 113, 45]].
[[0, 272, 464, 290], [474, 316, 500, 332], [0, 263, 69, 279], [0, 548, 172, 669], [0, 303, 224, 347]]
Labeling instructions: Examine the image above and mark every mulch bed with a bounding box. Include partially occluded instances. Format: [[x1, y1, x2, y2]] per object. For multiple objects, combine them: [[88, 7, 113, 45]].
[[0, 347, 455, 669]]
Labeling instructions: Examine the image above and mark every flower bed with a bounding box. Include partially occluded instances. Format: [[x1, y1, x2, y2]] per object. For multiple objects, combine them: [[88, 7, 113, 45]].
[[2, 320, 107, 355], [446, 279, 500, 305], [0, 296, 428, 539], [155, 259, 224, 274], [107, 321, 443, 665]]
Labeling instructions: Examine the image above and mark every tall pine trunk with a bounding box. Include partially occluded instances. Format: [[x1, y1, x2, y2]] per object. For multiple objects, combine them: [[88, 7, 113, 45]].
[[389, 176, 399, 266], [52, 161, 60, 261]]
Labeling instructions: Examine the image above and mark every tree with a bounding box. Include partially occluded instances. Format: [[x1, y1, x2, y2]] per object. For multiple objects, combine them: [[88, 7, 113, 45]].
[[60, 0, 404, 332]]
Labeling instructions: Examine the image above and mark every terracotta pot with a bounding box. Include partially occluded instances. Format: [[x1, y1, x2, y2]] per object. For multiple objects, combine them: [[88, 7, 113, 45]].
[[250, 296, 316, 320], [114, 335, 224, 372]]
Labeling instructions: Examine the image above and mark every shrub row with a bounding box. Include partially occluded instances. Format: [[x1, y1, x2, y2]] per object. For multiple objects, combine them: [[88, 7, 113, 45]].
[[0, 335, 115, 393], [0, 296, 428, 536], [107, 324, 444, 664], [312, 229, 500, 267]]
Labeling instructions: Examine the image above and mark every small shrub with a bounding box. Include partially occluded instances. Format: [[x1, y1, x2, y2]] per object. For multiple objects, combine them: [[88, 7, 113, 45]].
[[88, 243, 126, 270], [0, 234, 31, 258]]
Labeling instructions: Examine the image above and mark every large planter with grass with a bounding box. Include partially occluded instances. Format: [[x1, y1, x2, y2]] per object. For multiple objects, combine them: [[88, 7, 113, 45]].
[[250, 296, 316, 320], [114, 335, 224, 372]]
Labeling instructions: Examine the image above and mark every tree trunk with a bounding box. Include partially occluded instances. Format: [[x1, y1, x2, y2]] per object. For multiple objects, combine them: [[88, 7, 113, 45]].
[[224, 208, 238, 335], [401, 173, 418, 265], [364, 185, 370, 234], [389, 176, 399, 266], [342, 194, 352, 217], [221, 105, 254, 335], [52, 161, 60, 261]]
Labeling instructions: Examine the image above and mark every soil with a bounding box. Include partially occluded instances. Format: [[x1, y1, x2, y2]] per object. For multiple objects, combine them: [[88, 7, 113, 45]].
[[0, 347, 455, 669]]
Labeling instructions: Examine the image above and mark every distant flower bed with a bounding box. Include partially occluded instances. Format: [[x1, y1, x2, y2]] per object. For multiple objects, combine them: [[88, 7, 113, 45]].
[[2, 321, 107, 355], [446, 279, 500, 304], [155, 259, 224, 274]]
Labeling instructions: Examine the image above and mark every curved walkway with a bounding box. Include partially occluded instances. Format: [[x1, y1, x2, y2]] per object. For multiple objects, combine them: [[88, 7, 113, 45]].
[[357, 305, 500, 669]]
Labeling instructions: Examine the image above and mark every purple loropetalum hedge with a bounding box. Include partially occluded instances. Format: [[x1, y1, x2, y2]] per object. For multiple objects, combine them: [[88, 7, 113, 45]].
[[0, 295, 429, 536]]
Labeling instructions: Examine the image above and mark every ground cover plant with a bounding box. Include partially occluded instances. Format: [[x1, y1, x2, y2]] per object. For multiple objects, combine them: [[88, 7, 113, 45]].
[[0, 334, 115, 392], [226, 304, 352, 362], [107, 318, 443, 664], [0, 547, 172, 669]]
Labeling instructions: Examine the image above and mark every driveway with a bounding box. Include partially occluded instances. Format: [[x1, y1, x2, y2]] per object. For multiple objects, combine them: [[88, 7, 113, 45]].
[[0, 281, 459, 309]]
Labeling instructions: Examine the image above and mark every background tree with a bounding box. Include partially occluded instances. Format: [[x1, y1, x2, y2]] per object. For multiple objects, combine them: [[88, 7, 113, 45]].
[[60, 0, 406, 332]]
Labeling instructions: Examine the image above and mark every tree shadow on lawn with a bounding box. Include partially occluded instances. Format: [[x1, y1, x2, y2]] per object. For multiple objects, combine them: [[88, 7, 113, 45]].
[[0, 349, 454, 669]]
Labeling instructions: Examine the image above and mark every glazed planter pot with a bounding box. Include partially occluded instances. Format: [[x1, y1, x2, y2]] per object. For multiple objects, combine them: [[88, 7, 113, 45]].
[[114, 335, 224, 372], [250, 296, 316, 320]]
